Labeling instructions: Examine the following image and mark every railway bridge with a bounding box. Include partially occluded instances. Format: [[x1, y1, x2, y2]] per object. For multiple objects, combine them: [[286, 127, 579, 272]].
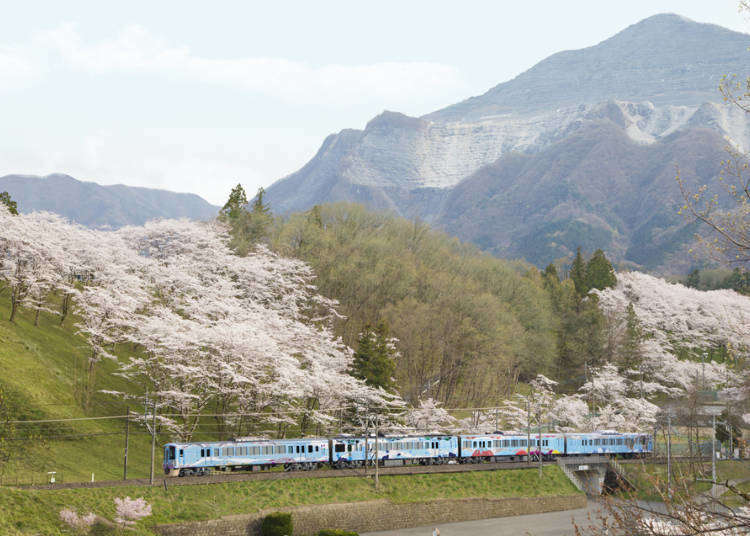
[[557, 456, 630, 496]]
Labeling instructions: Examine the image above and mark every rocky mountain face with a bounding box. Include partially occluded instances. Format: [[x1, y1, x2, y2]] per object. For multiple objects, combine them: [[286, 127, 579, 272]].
[[265, 14, 750, 271], [0, 174, 218, 228]]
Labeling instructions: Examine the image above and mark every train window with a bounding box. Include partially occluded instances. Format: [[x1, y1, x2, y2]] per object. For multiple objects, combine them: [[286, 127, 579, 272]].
[[315, 446, 319, 452], [335, 444, 345, 453], [308, 445, 312, 453], [347, 444, 352, 452], [179, 449, 184, 457]]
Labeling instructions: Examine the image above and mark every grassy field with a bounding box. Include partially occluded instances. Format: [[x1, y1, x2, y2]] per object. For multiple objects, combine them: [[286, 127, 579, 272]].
[[0, 298, 156, 483], [0, 466, 580, 535]]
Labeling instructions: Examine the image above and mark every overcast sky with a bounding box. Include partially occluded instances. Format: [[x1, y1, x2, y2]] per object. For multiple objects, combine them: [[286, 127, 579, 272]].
[[1, 1, 748, 205]]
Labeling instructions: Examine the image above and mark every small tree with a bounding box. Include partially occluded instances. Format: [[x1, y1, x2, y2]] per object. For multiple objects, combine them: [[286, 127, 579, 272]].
[[219, 183, 248, 222], [570, 247, 588, 296], [619, 302, 644, 374], [261, 512, 293, 536], [350, 322, 397, 392], [113, 496, 151, 527], [585, 249, 616, 291]]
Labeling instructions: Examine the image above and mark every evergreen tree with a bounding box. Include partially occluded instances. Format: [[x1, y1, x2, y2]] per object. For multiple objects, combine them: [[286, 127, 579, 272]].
[[724, 268, 750, 295], [0, 192, 18, 215], [570, 247, 588, 296], [549, 279, 605, 393], [220, 185, 273, 254], [685, 268, 701, 289], [585, 249, 616, 291], [542, 263, 559, 288], [351, 322, 397, 392], [619, 302, 644, 372], [219, 183, 248, 222], [244, 187, 273, 244]]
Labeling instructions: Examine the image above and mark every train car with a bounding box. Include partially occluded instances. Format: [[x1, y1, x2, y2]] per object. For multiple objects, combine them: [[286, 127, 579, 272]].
[[163, 437, 329, 476], [330, 435, 458, 468], [458, 433, 564, 462], [564, 431, 652, 458]]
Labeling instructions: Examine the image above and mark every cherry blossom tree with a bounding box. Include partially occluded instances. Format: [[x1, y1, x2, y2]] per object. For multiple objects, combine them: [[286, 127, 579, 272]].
[[59, 508, 96, 532], [593, 271, 748, 395], [104, 219, 400, 439], [501, 375, 558, 433], [113, 496, 152, 527], [0, 207, 69, 323], [404, 398, 456, 432]]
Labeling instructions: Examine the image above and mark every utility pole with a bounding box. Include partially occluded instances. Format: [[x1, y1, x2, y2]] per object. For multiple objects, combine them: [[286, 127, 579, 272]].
[[123, 407, 130, 480], [711, 414, 716, 485], [526, 398, 531, 466], [374, 415, 380, 490], [538, 422, 543, 479], [149, 400, 157, 486], [364, 415, 369, 476], [667, 414, 672, 494]]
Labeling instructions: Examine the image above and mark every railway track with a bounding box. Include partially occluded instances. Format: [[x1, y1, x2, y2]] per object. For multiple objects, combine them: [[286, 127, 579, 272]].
[[17, 459, 556, 491], [16, 455, 711, 491]]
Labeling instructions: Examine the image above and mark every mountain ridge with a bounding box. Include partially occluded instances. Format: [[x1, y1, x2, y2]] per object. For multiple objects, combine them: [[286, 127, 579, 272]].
[[0, 173, 219, 228], [264, 12, 750, 271]]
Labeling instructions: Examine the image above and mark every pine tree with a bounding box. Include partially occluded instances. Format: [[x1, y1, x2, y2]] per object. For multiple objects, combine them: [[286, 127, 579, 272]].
[[585, 249, 616, 291], [351, 322, 397, 392], [570, 247, 588, 296], [685, 268, 701, 289], [619, 302, 644, 372], [244, 187, 273, 244], [219, 184, 248, 222], [0, 192, 18, 215], [542, 263, 560, 283]]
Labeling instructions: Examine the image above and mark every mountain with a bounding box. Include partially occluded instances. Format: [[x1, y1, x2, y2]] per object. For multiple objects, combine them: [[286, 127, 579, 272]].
[[0, 174, 219, 228], [265, 14, 750, 271]]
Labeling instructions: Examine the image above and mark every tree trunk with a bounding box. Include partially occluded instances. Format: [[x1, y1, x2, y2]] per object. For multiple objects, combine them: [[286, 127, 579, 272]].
[[60, 294, 70, 326], [9, 287, 18, 323], [34, 305, 41, 327]]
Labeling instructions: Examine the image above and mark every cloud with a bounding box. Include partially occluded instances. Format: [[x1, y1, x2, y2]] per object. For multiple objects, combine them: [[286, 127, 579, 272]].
[[35, 23, 467, 108], [0, 45, 38, 90]]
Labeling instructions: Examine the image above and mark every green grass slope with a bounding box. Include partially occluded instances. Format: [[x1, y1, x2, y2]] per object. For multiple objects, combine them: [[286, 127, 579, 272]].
[[0, 299, 154, 484], [0, 467, 580, 535]]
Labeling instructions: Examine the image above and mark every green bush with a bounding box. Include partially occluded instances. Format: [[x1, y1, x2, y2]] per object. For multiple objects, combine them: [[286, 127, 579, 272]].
[[89, 521, 119, 535], [261, 512, 293, 536], [317, 530, 358, 536]]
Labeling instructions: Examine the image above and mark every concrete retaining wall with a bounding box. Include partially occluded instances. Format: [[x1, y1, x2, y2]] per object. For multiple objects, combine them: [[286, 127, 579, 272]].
[[153, 494, 587, 536]]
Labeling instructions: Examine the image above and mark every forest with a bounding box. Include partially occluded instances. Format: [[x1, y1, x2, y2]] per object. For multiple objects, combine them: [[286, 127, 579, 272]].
[[0, 188, 748, 446]]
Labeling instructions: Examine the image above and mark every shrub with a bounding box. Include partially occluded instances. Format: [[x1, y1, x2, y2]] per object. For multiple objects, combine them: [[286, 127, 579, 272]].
[[89, 521, 119, 535], [261, 512, 293, 536], [318, 530, 358, 536]]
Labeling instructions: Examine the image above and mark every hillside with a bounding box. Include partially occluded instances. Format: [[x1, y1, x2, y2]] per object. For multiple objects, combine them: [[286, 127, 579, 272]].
[[437, 123, 726, 270], [264, 13, 750, 271], [0, 298, 154, 484], [0, 174, 219, 228]]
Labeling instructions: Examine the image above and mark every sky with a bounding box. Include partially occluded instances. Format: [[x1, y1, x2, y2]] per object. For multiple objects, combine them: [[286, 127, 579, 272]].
[[1, 1, 748, 205]]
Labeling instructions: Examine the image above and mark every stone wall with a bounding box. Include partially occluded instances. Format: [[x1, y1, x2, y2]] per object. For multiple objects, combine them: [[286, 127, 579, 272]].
[[153, 495, 587, 536]]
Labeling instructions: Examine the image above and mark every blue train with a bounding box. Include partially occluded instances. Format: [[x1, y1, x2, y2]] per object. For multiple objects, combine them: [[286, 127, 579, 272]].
[[163, 430, 652, 476]]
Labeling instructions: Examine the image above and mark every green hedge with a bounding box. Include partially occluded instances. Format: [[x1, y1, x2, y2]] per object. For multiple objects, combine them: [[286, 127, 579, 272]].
[[317, 530, 358, 536], [261, 512, 293, 536]]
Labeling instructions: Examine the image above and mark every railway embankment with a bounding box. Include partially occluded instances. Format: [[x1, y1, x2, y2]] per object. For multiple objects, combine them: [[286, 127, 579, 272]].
[[1, 466, 583, 535], [153, 495, 587, 536]]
